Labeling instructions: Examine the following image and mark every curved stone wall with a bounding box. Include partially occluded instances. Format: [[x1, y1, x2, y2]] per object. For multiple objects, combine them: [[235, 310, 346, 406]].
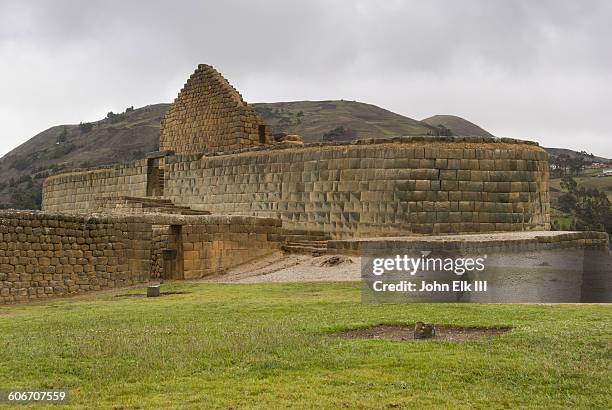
[[42, 160, 148, 213], [42, 137, 550, 238], [164, 137, 550, 237]]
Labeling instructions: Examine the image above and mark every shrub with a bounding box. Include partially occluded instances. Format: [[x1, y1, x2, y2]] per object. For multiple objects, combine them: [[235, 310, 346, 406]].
[[79, 122, 93, 133], [558, 192, 577, 213], [47, 142, 76, 160], [10, 157, 30, 171], [323, 126, 357, 141], [8, 184, 42, 210], [56, 127, 68, 143], [434, 124, 452, 136]]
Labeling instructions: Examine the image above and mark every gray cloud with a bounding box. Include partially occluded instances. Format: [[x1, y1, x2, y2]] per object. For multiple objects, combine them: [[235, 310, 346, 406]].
[[1, 0, 611, 156]]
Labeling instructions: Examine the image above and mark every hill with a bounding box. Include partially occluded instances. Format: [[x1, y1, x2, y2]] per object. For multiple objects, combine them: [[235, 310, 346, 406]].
[[422, 114, 494, 137], [1, 100, 608, 210], [252, 100, 437, 142], [544, 147, 610, 164], [0, 104, 166, 209]]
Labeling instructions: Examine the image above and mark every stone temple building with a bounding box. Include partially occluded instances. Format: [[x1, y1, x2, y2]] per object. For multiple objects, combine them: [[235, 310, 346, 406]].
[[43, 64, 552, 236], [1, 64, 608, 304]]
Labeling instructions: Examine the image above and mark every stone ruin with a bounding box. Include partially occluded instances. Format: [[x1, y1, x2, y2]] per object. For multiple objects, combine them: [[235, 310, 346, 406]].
[[1, 63, 609, 304], [160, 64, 270, 154]]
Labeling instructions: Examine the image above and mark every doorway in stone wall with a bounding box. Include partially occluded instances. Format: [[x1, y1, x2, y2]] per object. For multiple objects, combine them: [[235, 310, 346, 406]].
[[162, 225, 184, 280], [259, 125, 266, 144], [147, 157, 165, 197]]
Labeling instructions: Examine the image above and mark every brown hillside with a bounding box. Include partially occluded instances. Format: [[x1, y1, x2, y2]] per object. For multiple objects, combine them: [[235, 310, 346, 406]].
[[253, 100, 437, 142], [422, 114, 494, 137], [0, 104, 166, 209]]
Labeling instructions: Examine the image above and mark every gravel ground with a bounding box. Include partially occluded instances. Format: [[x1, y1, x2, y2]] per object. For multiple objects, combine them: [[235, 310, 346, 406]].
[[199, 252, 361, 283]]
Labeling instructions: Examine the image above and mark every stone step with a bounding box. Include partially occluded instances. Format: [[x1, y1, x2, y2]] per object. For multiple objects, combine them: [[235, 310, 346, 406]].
[[278, 229, 330, 237], [281, 244, 329, 256], [118, 196, 174, 205], [101, 196, 211, 216], [289, 240, 329, 247], [268, 233, 332, 243], [179, 210, 211, 215]]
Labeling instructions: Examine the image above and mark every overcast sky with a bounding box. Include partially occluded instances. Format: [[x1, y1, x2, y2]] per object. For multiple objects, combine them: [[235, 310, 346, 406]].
[[1, 0, 611, 157]]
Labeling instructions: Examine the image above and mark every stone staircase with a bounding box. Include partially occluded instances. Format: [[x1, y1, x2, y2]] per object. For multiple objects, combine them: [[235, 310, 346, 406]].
[[97, 196, 211, 216], [270, 230, 332, 256]]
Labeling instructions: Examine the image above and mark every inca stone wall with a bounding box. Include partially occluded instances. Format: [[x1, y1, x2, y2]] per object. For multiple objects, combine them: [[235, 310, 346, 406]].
[[181, 217, 280, 279], [0, 211, 152, 304], [41, 137, 550, 238], [1, 211, 281, 304], [42, 161, 148, 213], [164, 137, 550, 238], [159, 64, 269, 155], [149, 216, 281, 280]]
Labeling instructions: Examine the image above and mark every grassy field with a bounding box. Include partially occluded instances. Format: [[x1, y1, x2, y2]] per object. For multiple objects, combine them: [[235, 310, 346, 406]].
[[550, 207, 575, 230], [0, 282, 610, 409]]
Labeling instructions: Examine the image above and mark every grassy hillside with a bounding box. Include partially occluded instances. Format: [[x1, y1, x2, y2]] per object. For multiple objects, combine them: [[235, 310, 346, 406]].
[[252, 100, 438, 142], [0, 282, 610, 408], [0, 104, 166, 209], [422, 114, 494, 137], [550, 168, 612, 201], [545, 147, 610, 164]]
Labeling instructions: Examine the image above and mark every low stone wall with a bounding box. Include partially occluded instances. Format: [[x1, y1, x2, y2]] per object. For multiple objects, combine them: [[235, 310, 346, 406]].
[[165, 137, 550, 237], [1, 211, 281, 303], [42, 160, 148, 213], [328, 230, 609, 255], [182, 217, 280, 279], [0, 210, 152, 304], [150, 215, 281, 279], [351, 231, 610, 303]]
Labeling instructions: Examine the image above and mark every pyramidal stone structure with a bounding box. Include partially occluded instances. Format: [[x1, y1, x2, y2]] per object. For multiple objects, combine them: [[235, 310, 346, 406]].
[[2, 63, 608, 305], [160, 64, 269, 154]]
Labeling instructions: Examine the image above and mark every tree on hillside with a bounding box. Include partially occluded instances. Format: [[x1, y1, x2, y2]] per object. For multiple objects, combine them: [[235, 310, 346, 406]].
[[550, 154, 586, 177], [569, 156, 585, 175], [551, 154, 571, 176], [557, 174, 612, 234], [573, 187, 611, 232], [56, 127, 68, 144], [560, 175, 577, 192], [322, 126, 357, 141], [79, 122, 93, 133], [557, 192, 577, 213], [434, 124, 452, 136]]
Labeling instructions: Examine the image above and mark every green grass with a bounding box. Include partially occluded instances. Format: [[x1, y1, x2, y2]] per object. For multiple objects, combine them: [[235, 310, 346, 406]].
[[551, 207, 575, 230], [1, 282, 610, 409]]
